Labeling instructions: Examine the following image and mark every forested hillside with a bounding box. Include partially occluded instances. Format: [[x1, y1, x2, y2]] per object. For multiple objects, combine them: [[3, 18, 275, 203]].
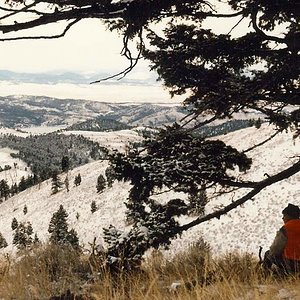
[[66, 116, 131, 132], [0, 133, 108, 179]]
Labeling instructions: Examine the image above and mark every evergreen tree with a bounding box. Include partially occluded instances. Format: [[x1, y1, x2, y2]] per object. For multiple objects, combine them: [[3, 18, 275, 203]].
[[66, 229, 79, 250], [61, 155, 70, 173], [48, 205, 69, 244], [48, 205, 79, 249], [13, 222, 33, 250], [105, 166, 115, 188], [18, 176, 27, 192], [0, 179, 10, 201], [33, 233, 40, 244], [188, 187, 208, 216], [64, 175, 70, 192], [11, 217, 18, 230], [51, 171, 63, 195], [91, 201, 97, 213], [0, 232, 7, 249], [96, 174, 106, 193], [23, 204, 28, 215], [10, 183, 18, 196], [74, 173, 81, 186]]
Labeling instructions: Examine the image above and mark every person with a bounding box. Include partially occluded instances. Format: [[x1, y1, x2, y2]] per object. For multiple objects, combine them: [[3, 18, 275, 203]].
[[263, 203, 300, 275]]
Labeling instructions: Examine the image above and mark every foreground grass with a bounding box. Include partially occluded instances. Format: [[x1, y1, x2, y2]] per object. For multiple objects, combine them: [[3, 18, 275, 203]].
[[0, 241, 299, 299]]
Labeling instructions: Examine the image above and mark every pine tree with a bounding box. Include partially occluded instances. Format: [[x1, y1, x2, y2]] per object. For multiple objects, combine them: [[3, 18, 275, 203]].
[[11, 217, 18, 230], [48, 205, 79, 249], [188, 187, 208, 216], [0, 232, 7, 248], [66, 229, 79, 250], [18, 176, 27, 192], [23, 204, 28, 215], [48, 205, 69, 244], [13, 222, 33, 250], [105, 166, 115, 188], [61, 155, 70, 173], [10, 183, 18, 196], [91, 201, 97, 213], [0, 179, 10, 200], [33, 233, 40, 244], [51, 171, 63, 195], [74, 173, 81, 186], [96, 174, 106, 193]]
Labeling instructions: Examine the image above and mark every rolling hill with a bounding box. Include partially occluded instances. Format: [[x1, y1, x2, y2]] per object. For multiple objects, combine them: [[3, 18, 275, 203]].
[[0, 123, 298, 259]]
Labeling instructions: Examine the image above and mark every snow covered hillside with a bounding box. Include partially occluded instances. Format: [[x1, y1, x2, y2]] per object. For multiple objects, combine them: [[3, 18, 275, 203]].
[[0, 124, 299, 259]]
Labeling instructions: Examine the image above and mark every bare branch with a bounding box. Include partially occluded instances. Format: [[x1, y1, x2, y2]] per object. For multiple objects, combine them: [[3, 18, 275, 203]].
[[243, 129, 282, 154], [251, 8, 286, 45], [90, 27, 144, 83], [0, 18, 81, 41], [227, 15, 245, 35]]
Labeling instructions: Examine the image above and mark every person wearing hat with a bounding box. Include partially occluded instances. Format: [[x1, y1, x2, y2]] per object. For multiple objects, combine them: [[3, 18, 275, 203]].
[[263, 203, 300, 274]]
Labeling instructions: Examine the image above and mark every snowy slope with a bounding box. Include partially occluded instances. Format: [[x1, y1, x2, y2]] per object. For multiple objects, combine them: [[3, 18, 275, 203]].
[[0, 124, 298, 258], [0, 148, 31, 185]]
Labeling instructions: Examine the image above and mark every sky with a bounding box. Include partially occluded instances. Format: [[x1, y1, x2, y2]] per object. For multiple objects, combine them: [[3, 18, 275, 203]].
[[0, 2, 258, 103], [0, 19, 179, 103]]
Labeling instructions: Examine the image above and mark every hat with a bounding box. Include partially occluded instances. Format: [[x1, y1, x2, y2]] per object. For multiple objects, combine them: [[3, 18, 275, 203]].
[[282, 203, 300, 219]]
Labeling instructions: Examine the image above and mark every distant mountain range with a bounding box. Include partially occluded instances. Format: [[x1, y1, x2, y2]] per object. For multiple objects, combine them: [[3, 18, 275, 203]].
[[0, 70, 158, 86], [0, 95, 186, 128]]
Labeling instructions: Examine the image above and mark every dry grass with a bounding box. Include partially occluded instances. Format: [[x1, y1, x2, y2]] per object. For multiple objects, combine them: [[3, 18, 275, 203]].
[[0, 241, 300, 300]]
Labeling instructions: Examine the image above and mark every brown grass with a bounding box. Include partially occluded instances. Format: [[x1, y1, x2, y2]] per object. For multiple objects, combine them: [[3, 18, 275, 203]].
[[0, 241, 300, 300]]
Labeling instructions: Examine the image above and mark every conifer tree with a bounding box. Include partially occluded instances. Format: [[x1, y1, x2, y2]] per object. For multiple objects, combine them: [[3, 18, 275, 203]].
[[0, 179, 10, 201], [61, 156, 70, 173], [10, 183, 18, 196], [11, 217, 18, 230], [48, 205, 79, 249], [91, 201, 98, 213], [48, 205, 69, 244], [74, 173, 81, 187], [33, 233, 40, 244], [23, 204, 28, 215], [0, 232, 7, 249], [13, 222, 33, 250], [105, 166, 116, 188], [188, 187, 208, 216], [51, 171, 63, 195], [18, 176, 27, 192], [96, 174, 106, 193]]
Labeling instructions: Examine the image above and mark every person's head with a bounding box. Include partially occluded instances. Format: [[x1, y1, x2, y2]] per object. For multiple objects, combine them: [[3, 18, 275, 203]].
[[282, 203, 300, 223]]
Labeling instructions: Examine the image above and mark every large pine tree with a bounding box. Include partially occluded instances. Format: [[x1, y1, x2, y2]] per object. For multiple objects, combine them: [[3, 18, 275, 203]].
[[48, 205, 79, 249]]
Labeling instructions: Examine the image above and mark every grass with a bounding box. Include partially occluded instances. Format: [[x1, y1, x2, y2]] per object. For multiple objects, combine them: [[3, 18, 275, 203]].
[[0, 241, 299, 299]]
